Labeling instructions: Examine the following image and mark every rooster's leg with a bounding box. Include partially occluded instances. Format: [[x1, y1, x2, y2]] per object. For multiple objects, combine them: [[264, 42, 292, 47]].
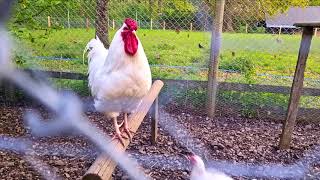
[[111, 117, 126, 146], [120, 113, 134, 142]]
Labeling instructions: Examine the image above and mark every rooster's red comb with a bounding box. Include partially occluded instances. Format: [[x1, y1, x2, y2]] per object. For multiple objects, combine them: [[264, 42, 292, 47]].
[[124, 18, 138, 31]]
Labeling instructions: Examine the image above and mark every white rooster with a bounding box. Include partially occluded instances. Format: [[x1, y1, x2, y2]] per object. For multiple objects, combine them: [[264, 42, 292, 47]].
[[84, 18, 152, 146], [187, 154, 233, 180]]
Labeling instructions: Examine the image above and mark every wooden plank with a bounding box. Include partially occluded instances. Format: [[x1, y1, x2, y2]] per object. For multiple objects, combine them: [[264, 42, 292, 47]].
[[82, 80, 164, 180], [24, 69, 87, 80], [279, 26, 314, 149], [151, 97, 159, 144], [207, 0, 225, 118], [21, 69, 320, 96], [294, 22, 320, 28], [163, 79, 320, 97], [216, 103, 320, 122]]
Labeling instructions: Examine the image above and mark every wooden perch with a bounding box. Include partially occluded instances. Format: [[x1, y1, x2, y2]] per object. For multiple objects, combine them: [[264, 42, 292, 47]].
[[82, 80, 164, 180]]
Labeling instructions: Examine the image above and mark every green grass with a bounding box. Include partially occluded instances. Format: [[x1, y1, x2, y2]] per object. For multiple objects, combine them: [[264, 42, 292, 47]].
[[17, 28, 320, 79], [13, 28, 320, 117]]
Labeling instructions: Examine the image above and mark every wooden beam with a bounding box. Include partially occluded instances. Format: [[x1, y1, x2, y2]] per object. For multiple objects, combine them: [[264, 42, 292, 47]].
[[294, 22, 320, 28], [24, 69, 87, 80], [207, 0, 225, 118], [151, 97, 159, 144], [20, 69, 320, 96], [163, 79, 320, 97], [279, 26, 314, 149], [82, 80, 164, 180]]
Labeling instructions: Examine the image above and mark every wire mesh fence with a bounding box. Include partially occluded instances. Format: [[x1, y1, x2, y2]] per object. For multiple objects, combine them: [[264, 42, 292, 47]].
[[1, 0, 320, 179], [6, 0, 320, 121]]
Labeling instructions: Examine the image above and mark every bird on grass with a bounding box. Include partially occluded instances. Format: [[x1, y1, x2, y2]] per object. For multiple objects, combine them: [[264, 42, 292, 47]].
[[198, 43, 204, 49], [176, 28, 181, 34], [186, 153, 233, 180], [83, 18, 152, 146]]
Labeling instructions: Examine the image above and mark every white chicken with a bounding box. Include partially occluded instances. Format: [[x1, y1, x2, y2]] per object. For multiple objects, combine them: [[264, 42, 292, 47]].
[[187, 154, 233, 180], [84, 18, 152, 145]]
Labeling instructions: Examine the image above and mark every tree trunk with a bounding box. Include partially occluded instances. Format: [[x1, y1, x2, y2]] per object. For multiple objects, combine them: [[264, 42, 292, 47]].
[[158, 0, 163, 13], [149, 0, 154, 19], [95, 0, 109, 48]]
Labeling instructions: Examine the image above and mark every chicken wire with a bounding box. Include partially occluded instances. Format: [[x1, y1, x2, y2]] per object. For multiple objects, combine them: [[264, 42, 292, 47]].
[[4, 0, 320, 121], [1, 0, 320, 179]]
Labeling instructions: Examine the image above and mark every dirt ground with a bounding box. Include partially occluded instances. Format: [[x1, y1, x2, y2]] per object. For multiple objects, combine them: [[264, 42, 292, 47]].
[[0, 101, 320, 180]]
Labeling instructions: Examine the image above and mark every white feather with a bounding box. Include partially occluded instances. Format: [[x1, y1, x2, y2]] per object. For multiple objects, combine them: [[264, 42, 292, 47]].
[[190, 155, 233, 180], [86, 23, 152, 118]]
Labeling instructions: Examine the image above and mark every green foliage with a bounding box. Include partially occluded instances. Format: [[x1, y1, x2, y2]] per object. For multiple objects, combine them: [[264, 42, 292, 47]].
[[309, 0, 320, 5], [220, 56, 256, 83], [172, 87, 289, 118], [254, 27, 265, 34], [160, 0, 197, 28], [155, 43, 176, 50], [261, 0, 309, 15], [11, 0, 64, 29], [109, 1, 150, 21], [14, 54, 26, 65], [16, 29, 320, 81]]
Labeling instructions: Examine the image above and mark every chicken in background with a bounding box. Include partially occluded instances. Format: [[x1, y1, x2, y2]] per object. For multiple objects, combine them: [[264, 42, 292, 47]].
[[186, 153, 233, 180], [83, 18, 152, 146], [175, 28, 181, 34]]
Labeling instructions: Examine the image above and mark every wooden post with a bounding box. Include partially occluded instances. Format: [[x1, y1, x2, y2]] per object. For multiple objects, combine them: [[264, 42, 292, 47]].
[[95, 0, 109, 48], [112, 19, 115, 30], [67, 9, 70, 28], [151, 97, 159, 144], [190, 22, 193, 31], [47, 16, 51, 28], [279, 26, 314, 149], [3, 81, 15, 102], [150, 18, 153, 30], [83, 80, 164, 180], [163, 21, 166, 30], [245, 23, 248, 33], [86, 17, 90, 31], [135, 11, 138, 21], [279, 26, 282, 36], [207, 0, 225, 118], [107, 18, 109, 29], [315, 28, 318, 36]]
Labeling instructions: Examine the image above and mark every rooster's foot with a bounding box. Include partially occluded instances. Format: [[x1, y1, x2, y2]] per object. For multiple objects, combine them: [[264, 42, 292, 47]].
[[111, 132, 127, 146], [120, 127, 134, 142]]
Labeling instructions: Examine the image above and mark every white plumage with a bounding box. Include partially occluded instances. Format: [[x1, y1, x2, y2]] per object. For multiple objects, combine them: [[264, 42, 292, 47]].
[[189, 155, 233, 180], [84, 19, 152, 145]]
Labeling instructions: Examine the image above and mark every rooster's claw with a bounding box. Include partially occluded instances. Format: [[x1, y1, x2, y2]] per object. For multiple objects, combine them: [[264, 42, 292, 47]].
[[111, 133, 126, 146]]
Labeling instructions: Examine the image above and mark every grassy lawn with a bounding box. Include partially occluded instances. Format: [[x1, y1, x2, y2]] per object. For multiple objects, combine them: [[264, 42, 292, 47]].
[[17, 28, 320, 79], [13, 28, 320, 116]]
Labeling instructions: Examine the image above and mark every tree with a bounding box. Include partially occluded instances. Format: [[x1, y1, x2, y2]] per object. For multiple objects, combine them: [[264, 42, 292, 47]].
[[95, 0, 109, 48], [204, 0, 311, 31], [309, 0, 320, 5]]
